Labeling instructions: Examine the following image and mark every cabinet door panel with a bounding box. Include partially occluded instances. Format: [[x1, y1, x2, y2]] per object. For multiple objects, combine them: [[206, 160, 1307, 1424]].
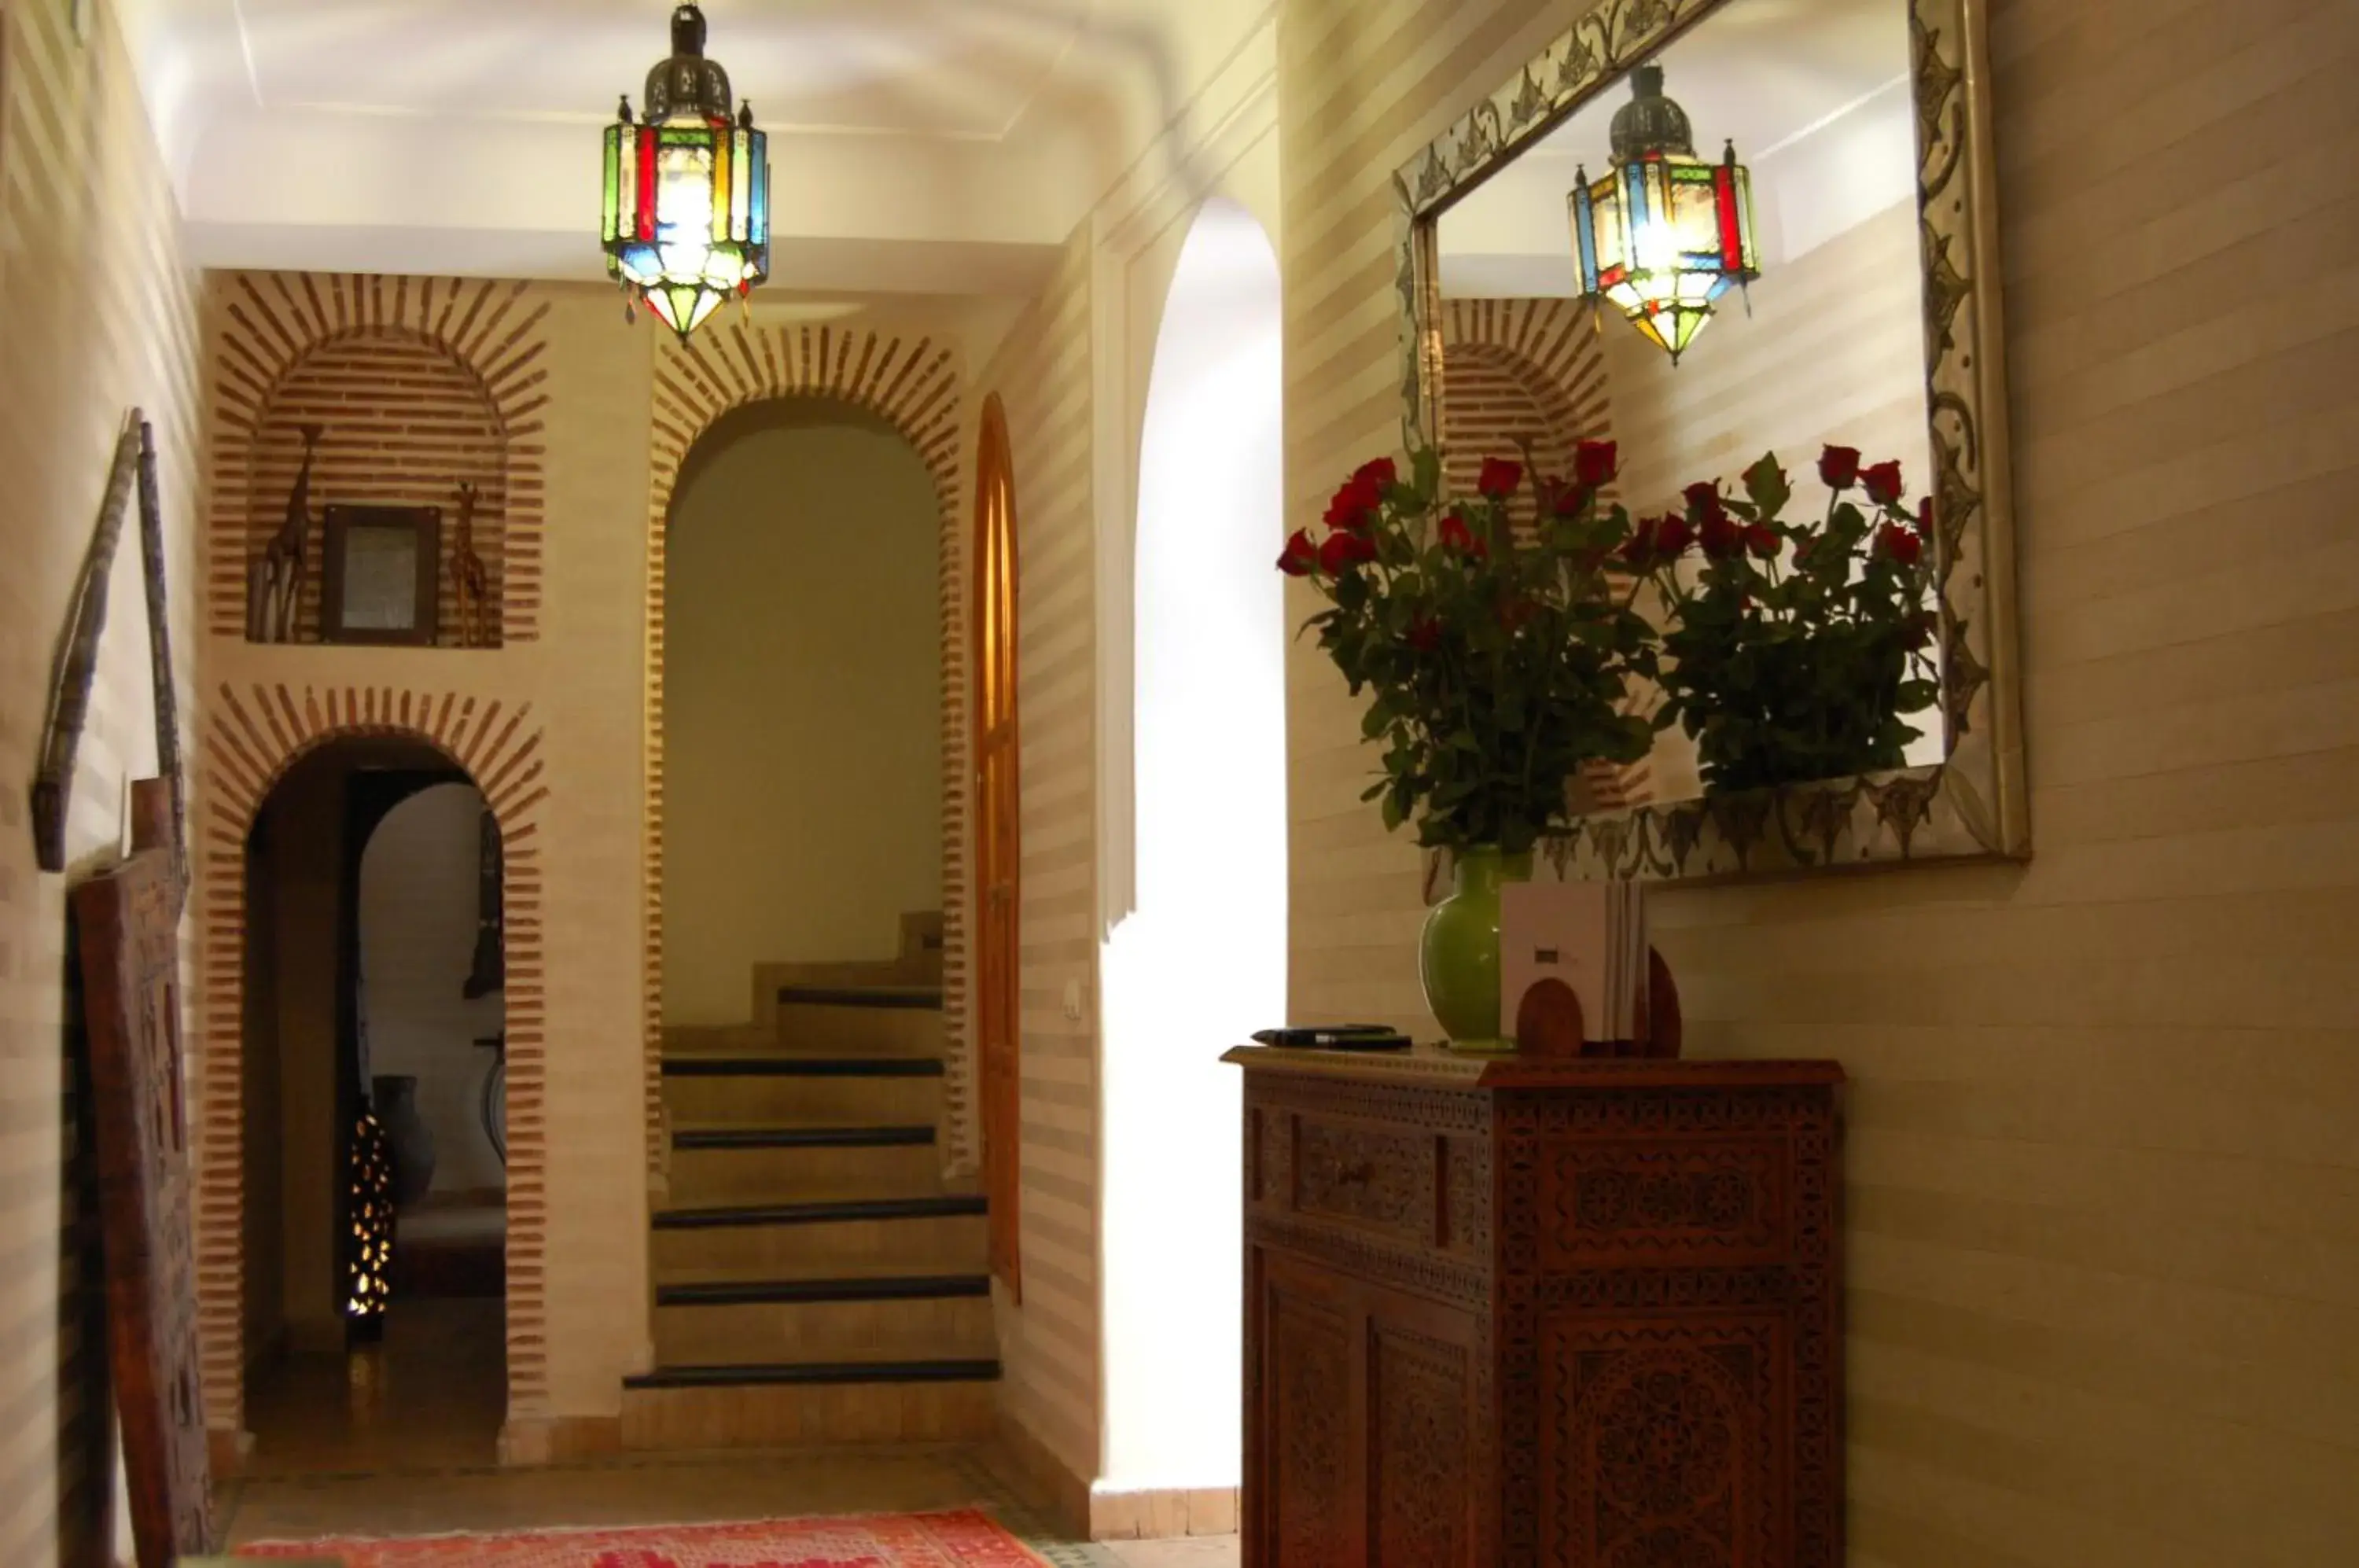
[[1366, 1283, 1483, 1568], [1257, 1251, 1360, 1568]]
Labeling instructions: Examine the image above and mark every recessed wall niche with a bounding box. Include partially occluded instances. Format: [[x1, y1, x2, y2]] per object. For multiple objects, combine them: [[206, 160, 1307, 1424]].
[[245, 331, 509, 649]]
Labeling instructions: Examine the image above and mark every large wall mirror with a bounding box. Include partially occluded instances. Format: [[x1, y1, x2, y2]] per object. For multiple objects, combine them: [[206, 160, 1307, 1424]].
[[1398, 0, 2026, 880]]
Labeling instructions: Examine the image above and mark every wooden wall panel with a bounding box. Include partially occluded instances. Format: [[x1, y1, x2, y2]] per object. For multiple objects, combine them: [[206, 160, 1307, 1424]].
[[1280, 1, 2359, 1564]]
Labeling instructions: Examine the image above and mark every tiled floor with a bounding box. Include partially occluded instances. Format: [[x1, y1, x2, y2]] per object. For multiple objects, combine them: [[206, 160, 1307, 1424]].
[[224, 1297, 1238, 1566]]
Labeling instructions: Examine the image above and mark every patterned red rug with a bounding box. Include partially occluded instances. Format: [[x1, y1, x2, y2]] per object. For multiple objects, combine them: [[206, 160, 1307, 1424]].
[[237, 1508, 1051, 1566]]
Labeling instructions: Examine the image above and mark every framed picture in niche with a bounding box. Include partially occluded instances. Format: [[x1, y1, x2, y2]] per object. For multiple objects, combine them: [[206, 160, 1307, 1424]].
[[322, 504, 440, 646]]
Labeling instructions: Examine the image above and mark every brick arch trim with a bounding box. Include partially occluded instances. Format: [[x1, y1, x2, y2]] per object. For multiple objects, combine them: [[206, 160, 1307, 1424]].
[[1441, 297, 1653, 811], [644, 322, 973, 1177], [194, 681, 553, 1438], [205, 273, 552, 641]]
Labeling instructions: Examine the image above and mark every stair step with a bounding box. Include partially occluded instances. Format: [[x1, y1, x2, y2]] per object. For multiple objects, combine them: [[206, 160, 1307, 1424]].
[[621, 1376, 995, 1449], [657, 1273, 988, 1306], [653, 1194, 988, 1231], [663, 1069, 941, 1128], [650, 1290, 995, 1364], [665, 1137, 946, 1205], [661, 1055, 943, 1078], [778, 985, 944, 1010], [672, 1124, 934, 1150], [627, 1356, 1000, 1390]]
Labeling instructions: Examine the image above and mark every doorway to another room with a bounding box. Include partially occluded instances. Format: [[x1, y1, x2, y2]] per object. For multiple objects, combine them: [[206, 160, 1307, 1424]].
[[240, 738, 510, 1474]]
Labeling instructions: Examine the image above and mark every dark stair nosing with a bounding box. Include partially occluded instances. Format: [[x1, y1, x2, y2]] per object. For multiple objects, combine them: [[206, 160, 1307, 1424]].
[[661, 1055, 944, 1079], [627, 1356, 1000, 1390], [777, 985, 945, 1011], [657, 1272, 990, 1307], [653, 1193, 988, 1231], [672, 1124, 936, 1151]]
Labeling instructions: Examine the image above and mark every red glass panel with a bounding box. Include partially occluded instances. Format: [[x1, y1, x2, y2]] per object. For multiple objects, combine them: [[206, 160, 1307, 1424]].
[[1714, 164, 1742, 271], [636, 127, 657, 242]]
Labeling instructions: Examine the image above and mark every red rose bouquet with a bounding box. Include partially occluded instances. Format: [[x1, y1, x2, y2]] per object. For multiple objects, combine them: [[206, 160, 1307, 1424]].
[[1622, 446, 1939, 794], [1279, 442, 1655, 853]]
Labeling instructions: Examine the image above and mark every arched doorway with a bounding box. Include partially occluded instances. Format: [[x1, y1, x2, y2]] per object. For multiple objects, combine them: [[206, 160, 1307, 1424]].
[[238, 735, 510, 1474], [1101, 197, 1286, 1489]]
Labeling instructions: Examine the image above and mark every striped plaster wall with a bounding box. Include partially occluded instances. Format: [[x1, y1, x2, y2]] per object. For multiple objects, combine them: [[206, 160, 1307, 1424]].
[[205, 273, 551, 643], [642, 322, 975, 1176], [1283, 2, 2359, 1564], [193, 683, 551, 1438], [976, 230, 1103, 1483], [0, 1, 203, 1561]]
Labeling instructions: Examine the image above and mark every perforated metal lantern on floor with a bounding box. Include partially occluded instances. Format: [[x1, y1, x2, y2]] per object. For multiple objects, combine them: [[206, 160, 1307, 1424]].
[[601, 3, 771, 341], [1568, 64, 1760, 365]]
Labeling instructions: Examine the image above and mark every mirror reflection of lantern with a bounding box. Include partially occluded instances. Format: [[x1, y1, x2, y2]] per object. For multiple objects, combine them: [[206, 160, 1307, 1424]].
[[600, 4, 771, 341], [1567, 64, 1761, 364]]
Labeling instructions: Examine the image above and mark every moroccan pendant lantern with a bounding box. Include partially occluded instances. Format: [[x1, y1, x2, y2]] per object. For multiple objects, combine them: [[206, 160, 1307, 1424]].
[[601, 4, 771, 342], [1567, 64, 1760, 365]]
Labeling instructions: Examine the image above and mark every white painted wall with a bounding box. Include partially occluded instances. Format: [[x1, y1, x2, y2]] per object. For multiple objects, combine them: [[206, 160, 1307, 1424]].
[[663, 405, 943, 1026], [1099, 197, 1284, 1492], [360, 782, 508, 1197]]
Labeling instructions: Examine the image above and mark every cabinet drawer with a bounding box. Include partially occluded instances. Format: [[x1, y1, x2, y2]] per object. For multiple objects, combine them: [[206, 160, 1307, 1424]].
[[1246, 1087, 1492, 1259]]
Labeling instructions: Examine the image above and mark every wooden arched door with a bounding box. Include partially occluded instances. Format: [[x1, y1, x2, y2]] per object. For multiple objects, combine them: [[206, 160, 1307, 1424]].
[[973, 396, 1021, 1297]]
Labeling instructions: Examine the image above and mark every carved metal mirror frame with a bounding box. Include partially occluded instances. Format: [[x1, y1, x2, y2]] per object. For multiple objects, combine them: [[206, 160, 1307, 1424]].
[[1397, 0, 2026, 882]]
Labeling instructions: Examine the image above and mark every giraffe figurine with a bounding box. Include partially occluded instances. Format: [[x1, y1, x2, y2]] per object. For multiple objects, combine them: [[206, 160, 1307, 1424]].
[[250, 423, 322, 642], [449, 480, 490, 649]]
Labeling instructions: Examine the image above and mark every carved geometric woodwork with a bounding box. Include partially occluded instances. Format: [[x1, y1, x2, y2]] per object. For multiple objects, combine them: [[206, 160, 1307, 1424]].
[[31, 414, 142, 873], [1232, 1046, 1842, 1568], [73, 830, 215, 1568]]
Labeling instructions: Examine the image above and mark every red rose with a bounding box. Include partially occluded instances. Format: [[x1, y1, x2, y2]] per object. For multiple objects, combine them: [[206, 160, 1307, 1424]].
[[1407, 616, 1442, 652], [1477, 457, 1524, 499], [1276, 528, 1319, 576], [1539, 477, 1589, 518], [1683, 480, 1729, 525], [1875, 521, 1923, 567], [1745, 523, 1779, 558], [1862, 459, 1904, 507], [1818, 445, 1861, 490], [1616, 517, 1658, 569], [1323, 472, 1382, 533], [1352, 456, 1398, 491], [1916, 495, 1936, 538], [1437, 510, 1487, 558], [1575, 440, 1619, 488], [1654, 513, 1694, 557], [1319, 529, 1377, 574], [1903, 609, 1938, 650], [1698, 510, 1742, 560], [1497, 596, 1539, 631]]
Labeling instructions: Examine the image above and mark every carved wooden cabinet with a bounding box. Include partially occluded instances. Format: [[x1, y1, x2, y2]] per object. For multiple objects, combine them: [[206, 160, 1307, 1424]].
[[1226, 1045, 1843, 1568]]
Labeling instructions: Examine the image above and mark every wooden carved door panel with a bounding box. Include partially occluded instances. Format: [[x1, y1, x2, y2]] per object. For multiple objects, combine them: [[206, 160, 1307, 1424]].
[[1366, 1288, 1483, 1568], [74, 847, 215, 1568], [973, 395, 1022, 1297], [1256, 1253, 1360, 1568]]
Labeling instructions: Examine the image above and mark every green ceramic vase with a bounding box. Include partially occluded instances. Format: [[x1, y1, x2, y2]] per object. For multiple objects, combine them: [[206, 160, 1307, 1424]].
[[1419, 845, 1533, 1052]]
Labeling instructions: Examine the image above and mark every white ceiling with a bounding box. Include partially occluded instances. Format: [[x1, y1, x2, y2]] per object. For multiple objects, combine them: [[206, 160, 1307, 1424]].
[[118, 0, 1272, 289], [1437, 0, 1915, 296]]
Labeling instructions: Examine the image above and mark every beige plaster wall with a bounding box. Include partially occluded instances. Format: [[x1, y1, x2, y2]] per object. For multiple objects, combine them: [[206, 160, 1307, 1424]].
[[662, 410, 944, 1025], [1279, 1, 2359, 1564], [0, 0, 204, 1556]]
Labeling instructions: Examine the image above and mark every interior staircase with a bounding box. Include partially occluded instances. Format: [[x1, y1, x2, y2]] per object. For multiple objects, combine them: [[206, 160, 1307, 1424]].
[[624, 913, 999, 1448]]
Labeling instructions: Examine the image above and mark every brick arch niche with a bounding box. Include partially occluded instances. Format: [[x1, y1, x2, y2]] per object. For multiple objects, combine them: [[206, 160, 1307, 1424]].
[[643, 322, 973, 1176], [206, 274, 551, 644], [193, 682, 553, 1444]]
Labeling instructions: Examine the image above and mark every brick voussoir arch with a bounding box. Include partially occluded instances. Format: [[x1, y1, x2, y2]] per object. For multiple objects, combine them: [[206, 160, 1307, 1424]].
[[205, 271, 552, 642], [643, 321, 973, 1179], [193, 680, 552, 1440]]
